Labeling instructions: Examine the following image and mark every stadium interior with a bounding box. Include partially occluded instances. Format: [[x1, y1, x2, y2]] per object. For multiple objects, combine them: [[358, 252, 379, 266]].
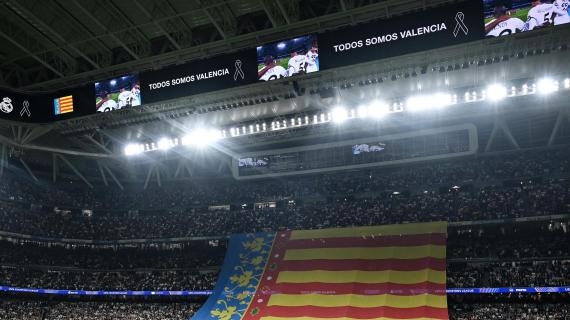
[[0, 0, 570, 319]]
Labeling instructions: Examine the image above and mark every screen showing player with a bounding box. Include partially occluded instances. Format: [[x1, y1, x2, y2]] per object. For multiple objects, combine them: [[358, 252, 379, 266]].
[[256, 35, 319, 82], [95, 74, 142, 113], [483, 0, 570, 37]]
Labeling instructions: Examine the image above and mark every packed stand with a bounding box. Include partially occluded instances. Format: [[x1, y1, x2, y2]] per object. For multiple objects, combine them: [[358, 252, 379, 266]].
[[0, 300, 200, 320], [0, 149, 568, 240], [448, 223, 570, 260], [0, 240, 225, 270], [4, 148, 565, 209], [1, 222, 567, 292], [448, 260, 570, 288], [0, 176, 567, 239], [1, 267, 217, 291], [449, 294, 570, 319], [0, 300, 44, 320], [450, 303, 570, 319]]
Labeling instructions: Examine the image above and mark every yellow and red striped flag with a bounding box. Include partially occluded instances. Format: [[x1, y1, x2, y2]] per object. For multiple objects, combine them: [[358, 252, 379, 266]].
[[54, 95, 74, 115], [244, 222, 448, 320]]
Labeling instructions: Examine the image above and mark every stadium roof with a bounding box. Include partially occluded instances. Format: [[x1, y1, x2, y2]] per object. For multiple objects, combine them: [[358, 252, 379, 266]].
[[0, 0, 452, 91], [0, 0, 569, 187]]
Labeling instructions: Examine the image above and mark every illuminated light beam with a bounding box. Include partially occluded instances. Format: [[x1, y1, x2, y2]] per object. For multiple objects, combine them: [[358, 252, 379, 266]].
[[331, 107, 349, 123], [536, 78, 558, 95], [485, 84, 507, 102]]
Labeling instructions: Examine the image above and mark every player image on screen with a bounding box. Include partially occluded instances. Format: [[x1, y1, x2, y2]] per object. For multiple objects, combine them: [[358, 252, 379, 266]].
[[553, 0, 570, 24], [482, 0, 570, 37], [287, 52, 309, 76], [95, 74, 142, 113], [96, 91, 119, 113], [526, 0, 556, 30], [117, 87, 132, 109], [257, 35, 319, 82], [258, 56, 289, 81], [131, 83, 141, 106], [485, 1, 526, 36], [306, 44, 319, 73]]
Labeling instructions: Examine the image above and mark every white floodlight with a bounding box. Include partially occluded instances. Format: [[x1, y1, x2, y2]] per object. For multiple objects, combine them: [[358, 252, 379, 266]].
[[331, 107, 348, 123], [357, 105, 369, 118], [367, 101, 389, 118], [430, 93, 453, 108], [536, 78, 558, 95], [407, 93, 452, 112], [486, 84, 507, 101], [157, 138, 173, 150], [182, 129, 222, 148], [124, 144, 143, 156]]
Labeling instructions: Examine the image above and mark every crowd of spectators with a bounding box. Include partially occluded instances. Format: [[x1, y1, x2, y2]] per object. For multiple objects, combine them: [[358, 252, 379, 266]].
[[0, 240, 225, 270], [448, 223, 569, 260], [0, 301, 44, 320], [0, 149, 568, 318], [0, 149, 567, 240], [4, 259, 567, 292], [0, 176, 567, 239], [0, 221, 566, 292], [450, 302, 570, 319], [0, 301, 200, 320], [1, 267, 217, 291], [448, 260, 570, 288], [3, 299, 570, 320], [449, 294, 570, 319], [5, 149, 565, 208]]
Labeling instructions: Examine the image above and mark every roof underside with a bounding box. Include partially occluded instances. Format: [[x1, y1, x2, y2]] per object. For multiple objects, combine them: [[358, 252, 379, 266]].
[[0, 0, 451, 91]]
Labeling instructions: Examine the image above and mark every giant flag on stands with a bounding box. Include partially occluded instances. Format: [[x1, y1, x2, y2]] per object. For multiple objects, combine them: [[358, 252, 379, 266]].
[[193, 222, 448, 320]]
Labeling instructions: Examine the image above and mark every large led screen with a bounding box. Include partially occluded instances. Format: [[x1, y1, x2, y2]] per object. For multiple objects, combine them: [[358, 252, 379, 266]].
[[95, 74, 141, 113], [256, 35, 319, 81]]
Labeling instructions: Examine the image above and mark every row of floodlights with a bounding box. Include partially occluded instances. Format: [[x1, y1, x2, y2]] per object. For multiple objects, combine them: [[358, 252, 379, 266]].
[[124, 129, 222, 156], [124, 77, 569, 156]]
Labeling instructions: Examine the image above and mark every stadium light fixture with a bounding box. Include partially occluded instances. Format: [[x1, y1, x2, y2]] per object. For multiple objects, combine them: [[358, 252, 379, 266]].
[[126, 76, 570, 155], [406, 96, 427, 112], [157, 138, 173, 151], [537, 78, 558, 95], [367, 101, 389, 119], [331, 107, 348, 123], [357, 105, 369, 118], [182, 129, 222, 148], [406, 93, 452, 112], [181, 134, 192, 146], [486, 84, 507, 102], [431, 93, 453, 108], [124, 143, 143, 156]]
